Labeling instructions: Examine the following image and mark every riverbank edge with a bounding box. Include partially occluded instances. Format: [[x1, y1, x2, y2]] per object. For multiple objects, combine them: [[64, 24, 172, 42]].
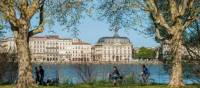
[[33, 61, 163, 65]]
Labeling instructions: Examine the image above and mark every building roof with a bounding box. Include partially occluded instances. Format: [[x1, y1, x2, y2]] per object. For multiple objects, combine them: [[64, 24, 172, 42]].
[[31, 35, 72, 40], [72, 41, 90, 45], [97, 34, 131, 45], [59, 38, 72, 40]]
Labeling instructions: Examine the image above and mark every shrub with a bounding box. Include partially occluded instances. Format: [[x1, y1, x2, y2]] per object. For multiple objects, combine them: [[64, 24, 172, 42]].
[[0, 53, 18, 83]]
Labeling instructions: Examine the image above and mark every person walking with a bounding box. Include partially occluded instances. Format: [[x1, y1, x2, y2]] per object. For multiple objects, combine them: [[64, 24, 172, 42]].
[[111, 66, 121, 86], [35, 67, 40, 84], [39, 65, 45, 85]]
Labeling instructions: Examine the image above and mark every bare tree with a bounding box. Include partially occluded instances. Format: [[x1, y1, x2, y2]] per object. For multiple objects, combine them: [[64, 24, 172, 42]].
[[73, 62, 96, 83]]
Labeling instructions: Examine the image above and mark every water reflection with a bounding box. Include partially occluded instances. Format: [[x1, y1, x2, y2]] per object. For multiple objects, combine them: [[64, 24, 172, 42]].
[[33, 64, 196, 84]]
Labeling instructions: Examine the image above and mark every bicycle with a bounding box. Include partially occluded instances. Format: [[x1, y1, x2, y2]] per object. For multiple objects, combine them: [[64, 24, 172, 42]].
[[138, 73, 155, 85]]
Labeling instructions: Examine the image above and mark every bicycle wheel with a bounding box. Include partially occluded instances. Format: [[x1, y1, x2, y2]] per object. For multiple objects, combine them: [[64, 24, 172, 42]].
[[148, 78, 155, 84]]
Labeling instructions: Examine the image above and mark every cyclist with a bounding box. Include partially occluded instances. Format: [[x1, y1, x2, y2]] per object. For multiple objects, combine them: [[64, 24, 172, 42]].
[[141, 64, 150, 83]]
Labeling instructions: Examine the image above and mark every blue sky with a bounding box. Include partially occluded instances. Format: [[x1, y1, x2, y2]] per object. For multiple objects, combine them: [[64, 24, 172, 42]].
[[35, 16, 159, 48], [4, 13, 159, 48], [2, 1, 160, 48]]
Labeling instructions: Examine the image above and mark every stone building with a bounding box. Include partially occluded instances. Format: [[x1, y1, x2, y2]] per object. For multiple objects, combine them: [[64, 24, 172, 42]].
[[0, 37, 16, 53], [1, 33, 133, 63], [29, 35, 72, 62], [1, 35, 92, 63], [159, 40, 189, 60], [70, 39, 92, 62], [93, 32, 133, 62]]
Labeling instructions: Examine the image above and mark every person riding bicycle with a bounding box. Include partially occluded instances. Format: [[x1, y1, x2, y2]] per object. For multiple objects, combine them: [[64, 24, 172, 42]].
[[141, 64, 150, 83], [110, 66, 122, 86]]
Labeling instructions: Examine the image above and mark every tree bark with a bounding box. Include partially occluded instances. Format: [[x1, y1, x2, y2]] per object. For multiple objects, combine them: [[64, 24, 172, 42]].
[[169, 28, 184, 88], [13, 23, 35, 88]]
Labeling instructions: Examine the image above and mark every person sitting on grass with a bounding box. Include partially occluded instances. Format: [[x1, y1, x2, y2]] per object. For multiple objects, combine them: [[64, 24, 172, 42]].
[[110, 66, 122, 86]]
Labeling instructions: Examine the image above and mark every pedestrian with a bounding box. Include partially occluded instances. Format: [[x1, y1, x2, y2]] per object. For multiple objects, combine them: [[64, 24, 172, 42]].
[[39, 65, 44, 85], [35, 67, 40, 84], [111, 66, 121, 86]]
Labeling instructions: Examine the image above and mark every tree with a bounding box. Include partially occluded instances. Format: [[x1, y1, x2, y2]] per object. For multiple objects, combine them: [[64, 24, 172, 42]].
[[0, 25, 5, 38], [97, 0, 141, 33], [73, 63, 96, 83], [98, 0, 200, 87], [136, 47, 156, 59], [184, 20, 200, 60], [183, 19, 200, 83], [0, 0, 90, 88], [142, 0, 200, 87]]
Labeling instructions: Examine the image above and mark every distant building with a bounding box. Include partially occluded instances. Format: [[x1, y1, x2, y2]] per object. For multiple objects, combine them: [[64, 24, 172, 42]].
[[1, 35, 92, 63], [1, 33, 133, 63], [29, 35, 71, 62], [93, 32, 133, 62], [0, 37, 16, 53], [159, 40, 189, 60], [71, 39, 92, 62]]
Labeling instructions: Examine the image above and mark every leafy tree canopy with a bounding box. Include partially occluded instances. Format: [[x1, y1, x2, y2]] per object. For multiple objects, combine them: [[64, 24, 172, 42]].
[[136, 47, 156, 59]]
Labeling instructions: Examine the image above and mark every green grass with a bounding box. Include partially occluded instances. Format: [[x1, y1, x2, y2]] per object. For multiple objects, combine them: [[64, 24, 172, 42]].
[[0, 84, 199, 88], [0, 80, 199, 88], [70, 84, 199, 88]]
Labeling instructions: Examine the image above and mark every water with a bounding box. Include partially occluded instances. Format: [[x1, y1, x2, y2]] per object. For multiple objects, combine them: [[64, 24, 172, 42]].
[[33, 64, 197, 84]]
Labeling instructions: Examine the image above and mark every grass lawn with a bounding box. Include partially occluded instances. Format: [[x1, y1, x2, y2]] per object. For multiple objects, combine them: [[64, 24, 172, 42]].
[[0, 84, 199, 88]]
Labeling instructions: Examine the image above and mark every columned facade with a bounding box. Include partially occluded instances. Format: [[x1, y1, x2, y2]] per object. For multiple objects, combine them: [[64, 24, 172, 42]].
[[1, 34, 133, 63], [93, 34, 133, 62]]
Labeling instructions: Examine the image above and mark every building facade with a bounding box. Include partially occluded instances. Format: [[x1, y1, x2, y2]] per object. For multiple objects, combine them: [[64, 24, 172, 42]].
[[70, 39, 92, 62], [93, 34, 133, 62], [0, 37, 16, 53], [1, 35, 92, 63], [0, 34, 133, 63], [159, 40, 189, 60]]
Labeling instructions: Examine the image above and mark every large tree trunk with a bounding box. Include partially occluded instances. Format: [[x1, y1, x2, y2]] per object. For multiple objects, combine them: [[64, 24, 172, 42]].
[[169, 28, 184, 88], [13, 24, 35, 88]]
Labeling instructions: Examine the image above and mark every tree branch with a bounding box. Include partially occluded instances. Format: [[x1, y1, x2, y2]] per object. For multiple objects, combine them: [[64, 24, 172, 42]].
[[168, 0, 178, 21], [18, 0, 28, 19], [28, 25, 44, 37], [185, 45, 200, 59], [183, 2, 199, 28], [26, 0, 40, 20], [145, 0, 171, 32], [28, 0, 45, 37], [0, 0, 19, 27], [183, 16, 198, 28], [155, 28, 163, 40], [178, 0, 194, 16]]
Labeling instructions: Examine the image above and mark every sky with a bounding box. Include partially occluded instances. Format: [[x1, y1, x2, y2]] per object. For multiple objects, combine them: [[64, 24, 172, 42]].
[[35, 16, 160, 48], [3, 15, 159, 48], [2, 3, 160, 48]]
